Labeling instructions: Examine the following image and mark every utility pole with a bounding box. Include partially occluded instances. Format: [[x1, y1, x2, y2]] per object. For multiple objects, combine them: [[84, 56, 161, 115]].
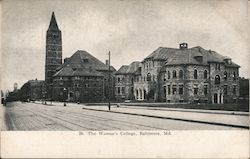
[[108, 51, 111, 111]]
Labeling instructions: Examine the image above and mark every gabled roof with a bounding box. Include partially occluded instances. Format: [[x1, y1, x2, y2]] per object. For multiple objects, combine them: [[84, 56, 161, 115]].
[[54, 50, 115, 77], [54, 66, 103, 77], [116, 65, 129, 75], [115, 61, 140, 75], [48, 12, 60, 31], [145, 46, 240, 67]]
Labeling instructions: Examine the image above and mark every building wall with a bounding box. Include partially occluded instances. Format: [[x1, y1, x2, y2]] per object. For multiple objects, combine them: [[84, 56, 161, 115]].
[[53, 76, 104, 102], [133, 60, 165, 101]]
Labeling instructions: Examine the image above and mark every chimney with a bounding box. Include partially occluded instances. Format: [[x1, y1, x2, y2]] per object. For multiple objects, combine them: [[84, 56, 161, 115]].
[[64, 58, 69, 63], [105, 60, 109, 65], [180, 43, 188, 49]]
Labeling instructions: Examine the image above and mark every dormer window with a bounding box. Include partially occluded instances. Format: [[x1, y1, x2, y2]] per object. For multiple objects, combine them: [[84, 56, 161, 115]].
[[223, 58, 232, 65], [194, 56, 203, 63], [82, 59, 88, 63]]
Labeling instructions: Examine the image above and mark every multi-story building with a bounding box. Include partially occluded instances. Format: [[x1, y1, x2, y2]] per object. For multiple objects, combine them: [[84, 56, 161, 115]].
[[18, 79, 44, 101], [45, 12, 62, 99], [52, 50, 116, 102], [43, 12, 116, 103], [116, 43, 240, 104], [115, 62, 140, 100]]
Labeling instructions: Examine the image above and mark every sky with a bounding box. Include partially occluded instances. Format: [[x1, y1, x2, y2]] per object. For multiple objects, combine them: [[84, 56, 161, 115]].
[[1, 0, 250, 91]]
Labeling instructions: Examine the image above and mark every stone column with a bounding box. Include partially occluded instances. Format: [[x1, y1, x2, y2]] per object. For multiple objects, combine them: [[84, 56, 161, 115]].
[[217, 91, 220, 104], [142, 90, 144, 100], [221, 93, 224, 104], [212, 93, 214, 104]]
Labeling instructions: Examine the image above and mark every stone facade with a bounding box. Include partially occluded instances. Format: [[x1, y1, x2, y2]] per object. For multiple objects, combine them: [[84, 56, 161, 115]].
[[116, 43, 240, 104], [18, 79, 44, 101], [52, 50, 116, 103], [45, 12, 62, 99], [115, 62, 140, 100]]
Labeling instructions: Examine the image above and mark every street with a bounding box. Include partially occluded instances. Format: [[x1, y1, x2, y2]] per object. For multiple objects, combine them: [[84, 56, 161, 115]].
[[2, 102, 249, 130]]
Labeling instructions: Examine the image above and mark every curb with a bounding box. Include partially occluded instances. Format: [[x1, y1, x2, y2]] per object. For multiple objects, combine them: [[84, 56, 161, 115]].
[[82, 107, 249, 129]]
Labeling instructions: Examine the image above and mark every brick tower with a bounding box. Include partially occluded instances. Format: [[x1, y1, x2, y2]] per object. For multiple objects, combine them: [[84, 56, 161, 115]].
[[45, 12, 62, 99]]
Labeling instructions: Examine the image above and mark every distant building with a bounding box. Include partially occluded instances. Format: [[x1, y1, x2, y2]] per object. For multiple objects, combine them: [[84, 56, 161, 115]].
[[116, 43, 240, 104], [18, 79, 44, 101]]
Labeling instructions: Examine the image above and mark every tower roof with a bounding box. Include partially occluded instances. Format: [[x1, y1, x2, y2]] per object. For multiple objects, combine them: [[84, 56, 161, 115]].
[[48, 12, 60, 31]]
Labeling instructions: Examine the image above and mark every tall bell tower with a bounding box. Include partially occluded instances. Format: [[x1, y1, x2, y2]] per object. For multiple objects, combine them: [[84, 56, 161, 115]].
[[45, 12, 62, 99]]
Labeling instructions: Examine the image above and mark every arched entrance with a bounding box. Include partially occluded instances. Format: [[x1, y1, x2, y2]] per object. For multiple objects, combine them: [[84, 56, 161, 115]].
[[214, 93, 218, 104]]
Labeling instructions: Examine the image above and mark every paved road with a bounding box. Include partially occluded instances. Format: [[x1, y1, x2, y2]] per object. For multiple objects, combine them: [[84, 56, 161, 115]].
[[2, 102, 248, 130]]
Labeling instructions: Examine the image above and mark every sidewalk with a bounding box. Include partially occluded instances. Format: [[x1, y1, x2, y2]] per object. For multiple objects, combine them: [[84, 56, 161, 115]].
[[81, 105, 249, 129]]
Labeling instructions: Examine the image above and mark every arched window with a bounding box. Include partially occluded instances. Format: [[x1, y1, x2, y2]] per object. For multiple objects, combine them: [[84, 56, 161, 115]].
[[173, 70, 177, 79], [204, 70, 208, 79], [179, 70, 183, 79], [233, 72, 236, 81], [147, 73, 151, 81], [224, 71, 227, 81], [194, 69, 198, 79], [167, 71, 171, 79], [163, 73, 167, 81], [215, 75, 220, 84]]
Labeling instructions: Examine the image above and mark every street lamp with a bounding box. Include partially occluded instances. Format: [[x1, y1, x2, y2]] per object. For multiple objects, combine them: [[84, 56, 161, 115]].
[[63, 88, 67, 106]]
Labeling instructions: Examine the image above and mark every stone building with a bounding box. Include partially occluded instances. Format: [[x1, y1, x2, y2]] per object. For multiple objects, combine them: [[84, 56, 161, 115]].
[[52, 50, 116, 102], [18, 79, 44, 101], [45, 12, 62, 99], [44, 12, 116, 103], [116, 43, 240, 104], [115, 62, 140, 100]]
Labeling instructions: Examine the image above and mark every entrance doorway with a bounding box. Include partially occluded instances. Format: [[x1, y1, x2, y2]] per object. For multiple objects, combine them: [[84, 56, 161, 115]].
[[214, 93, 218, 104]]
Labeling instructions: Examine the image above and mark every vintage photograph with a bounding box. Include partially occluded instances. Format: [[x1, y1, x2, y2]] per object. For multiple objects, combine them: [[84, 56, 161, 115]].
[[1, 0, 249, 132]]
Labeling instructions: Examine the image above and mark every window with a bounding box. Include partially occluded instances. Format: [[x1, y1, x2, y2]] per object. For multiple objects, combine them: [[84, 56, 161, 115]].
[[215, 75, 220, 84], [83, 59, 89, 63], [163, 86, 166, 96], [167, 85, 171, 95], [117, 87, 120, 94], [179, 85, 183, 95], [131, 78, 134, 84], [163, 73, 167, 81], [194, 70, 198, 79], [233, 72, 237, 81], [204, 70, 208, 79], [85, 84, 89, 88], [224, 72, 227, 81], [179, 70, 184, 79], [224, 85, 227, 95], [74, 83, 79, 87], [194, 85, 198, 95], [204, 85, 208, 95], [172, 85, 177, 94], [167, 71, 171, 79], [233, 85, 237, 95], [173, 70, 177, 79], [122, 87, 125, 94], [216, 64, 220, 70], [117, 77, 120, 83], [122, 77, 125, 82], [153, 75, 155, 81], [147, 73, 151, 81]]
